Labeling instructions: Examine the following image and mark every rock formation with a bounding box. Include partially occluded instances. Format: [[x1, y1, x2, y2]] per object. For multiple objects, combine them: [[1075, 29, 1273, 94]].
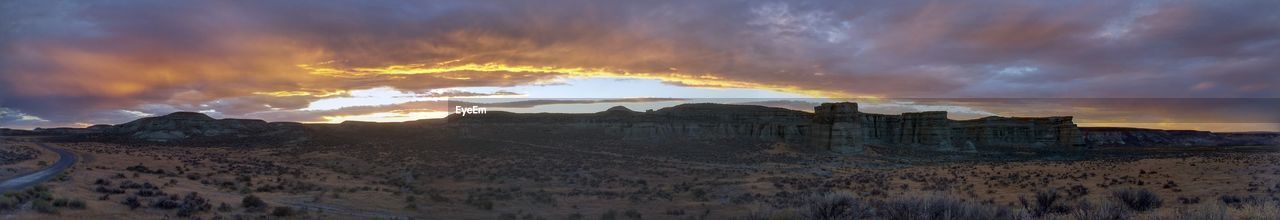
[[808, 102, 1083, 153], [452, 102, 1087, 153], [951, 116, 1084, 149], [812, 103, 862, 153]]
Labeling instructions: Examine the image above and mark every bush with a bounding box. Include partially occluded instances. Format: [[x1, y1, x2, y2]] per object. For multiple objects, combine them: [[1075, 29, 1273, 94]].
[[601, 209, 618, 220], [623, 209, 642, 219], [68, 199, 87, 209], [217, 202, 232, 212], [271, 206, 296, 217], [241, 194, 267, 211], [52, 198, 70, 207], [465, 197, 494, 210], [877, 195, 1016, 220], [33, 199, 57, 214], [1071, 200, 1130, 220], [1110, 188, 1162, 212], [176, 192, 211, 217], [152, 195, 182, 209], [1020, 190, 1071, 217], [94, 186, 125, 194], [136, 189, 164, 197], [807, 193, 869, 220], [1219, 195, 1242, 205], [1171, 202, 1227, 220], [0, 196, 18, 210], [122, 196, 142, 210]]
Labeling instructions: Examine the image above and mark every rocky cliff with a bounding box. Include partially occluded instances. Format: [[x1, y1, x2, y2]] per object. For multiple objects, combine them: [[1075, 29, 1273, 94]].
[[952, 116, 1084, 149], [452, 102, 1086, 153], [808, 102, 1082, 153]]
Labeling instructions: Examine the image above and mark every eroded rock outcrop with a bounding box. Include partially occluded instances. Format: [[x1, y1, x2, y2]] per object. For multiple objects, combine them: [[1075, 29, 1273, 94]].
[[951, 116, 1084, 149], [812, 103, 862, 153], [808, 102, 1082, 153], [451, 102, 1087, 153]]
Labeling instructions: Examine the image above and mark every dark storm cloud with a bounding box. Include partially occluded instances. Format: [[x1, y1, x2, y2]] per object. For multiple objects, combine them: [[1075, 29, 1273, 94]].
[[1, 0, 1277, 129]]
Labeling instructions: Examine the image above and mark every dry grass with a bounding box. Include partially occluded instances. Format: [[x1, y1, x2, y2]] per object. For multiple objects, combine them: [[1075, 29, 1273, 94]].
[[2, 136, 1277, 219]]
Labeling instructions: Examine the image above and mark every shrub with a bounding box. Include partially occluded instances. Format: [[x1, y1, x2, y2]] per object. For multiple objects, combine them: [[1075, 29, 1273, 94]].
[[52, 198, 70, 207], [94, 186, 125, 194], [877, 195, 1016, 220], [136, 189, 164, 197], [464, 197, 494, 210], [176, 192, 211, 217], [624, 209, 642, 219], [33, 199, 57, 214], [1111, 188, 1162, 212], [241, 194, 267, 212], [271, 206, 296, 217], [1232, 200, 1280, 220], [807, 193, 869, 220], [68, 199, 87, 209], [1071, 200, 1130, 220], [1219, 195, 1247, 207], [1170, 202, 1227, 220], [1020, 190, 1071, 217], [738, 208, 801, 220], [217, 202, 232, 212], [122, 196, 142, 210], [601, 209, 618, 220], [0, 196, 18, 210], [152, 195, 182, 209]]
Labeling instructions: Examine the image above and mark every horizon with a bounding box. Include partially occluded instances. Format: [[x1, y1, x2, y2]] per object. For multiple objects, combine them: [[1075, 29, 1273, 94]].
[[6, 99, 1277, 133]]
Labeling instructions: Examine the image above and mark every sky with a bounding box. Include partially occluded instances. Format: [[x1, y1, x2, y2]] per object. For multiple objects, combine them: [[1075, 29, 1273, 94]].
[[0, 0, 1277, 131]]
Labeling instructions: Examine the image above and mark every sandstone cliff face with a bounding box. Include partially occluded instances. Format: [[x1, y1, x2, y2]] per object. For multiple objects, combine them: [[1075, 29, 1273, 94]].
[[452, 102, 1088, 153], [811, 103, 862, 153], [807, 102, 1080, 153], [951, 116, 1084, 149]]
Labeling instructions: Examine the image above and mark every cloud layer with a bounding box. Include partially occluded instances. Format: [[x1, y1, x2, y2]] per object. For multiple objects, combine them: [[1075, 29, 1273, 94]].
[[1, 1, 1277, 129]]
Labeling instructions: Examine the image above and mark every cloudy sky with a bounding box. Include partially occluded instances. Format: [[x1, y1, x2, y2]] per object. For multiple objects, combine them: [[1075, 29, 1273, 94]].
[[1, 0, 1277, 131]]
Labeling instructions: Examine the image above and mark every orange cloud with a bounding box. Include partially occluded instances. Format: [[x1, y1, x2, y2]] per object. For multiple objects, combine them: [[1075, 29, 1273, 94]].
[[297, 62, 858, 98]]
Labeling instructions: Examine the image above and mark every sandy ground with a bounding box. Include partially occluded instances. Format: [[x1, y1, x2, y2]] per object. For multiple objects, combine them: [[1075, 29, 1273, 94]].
[[1, 138, 1277, 219]]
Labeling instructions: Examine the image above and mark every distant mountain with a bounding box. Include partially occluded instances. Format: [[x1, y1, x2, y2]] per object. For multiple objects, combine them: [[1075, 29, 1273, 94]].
[[102, 112, 308, 143]]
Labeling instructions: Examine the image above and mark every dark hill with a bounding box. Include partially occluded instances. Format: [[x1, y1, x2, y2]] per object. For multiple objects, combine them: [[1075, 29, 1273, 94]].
[[104, 112, 308, 143]]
